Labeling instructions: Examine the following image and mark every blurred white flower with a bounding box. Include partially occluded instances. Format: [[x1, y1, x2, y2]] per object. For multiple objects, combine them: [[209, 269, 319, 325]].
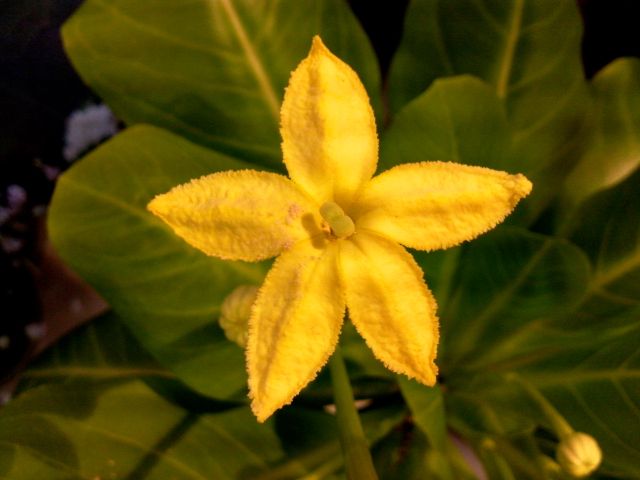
[[63, 104, 118, 161]]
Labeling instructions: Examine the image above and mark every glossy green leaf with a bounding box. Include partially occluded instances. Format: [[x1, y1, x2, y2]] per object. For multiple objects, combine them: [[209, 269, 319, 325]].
[[232, 404, 406, 480], [526, 327, 640, 477], [387, 0, 589, 220], [472, 436, 548, 480], [48, 125, 268, 400], [18, 313, 239, 416], [371, 411, 477, 480], [3, 315, 399, 480], [562, 168, 640, 331], [563, 58, 640, 209], [533, 327, 640, 477], [372, 426, 436, 480], [398, 379, 447, 450], [0, 380, 301, 479], [446, 379, 536, 438], [20, 312, 170, 388], [397, 380, 478, 480], [380, 76, 510, 172], [440, 227, 591, 371], [459, 324, 640, 478], [62, 0, 380, 167], [388, 0, 586, 126]]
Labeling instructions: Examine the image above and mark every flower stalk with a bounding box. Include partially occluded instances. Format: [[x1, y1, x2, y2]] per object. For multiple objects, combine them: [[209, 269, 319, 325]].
[[329, 347, 378, 480]]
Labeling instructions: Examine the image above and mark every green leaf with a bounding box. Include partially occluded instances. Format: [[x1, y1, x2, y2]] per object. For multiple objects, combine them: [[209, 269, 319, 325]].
[[435, 184, 640, 476], [19, 312, 171, 387], [370, 412, 477, 480], [19, 312, 240, 416], [440, 227, 591, 371], [380, 76, 510, 171], [0, 380, 301, 479], [460, 325, 640, 478], [563, 58, 640, 209], [398, 379, 447, 450], [266, 404, 406, 480], [562, 168, 640, 331], [388, 0, 585, 124], [48, 125, 268, 400], [397, 380, 478, 480], [387, 0, 589, 220], [62, 0, 380, 167], [2, 316, 358, 480], [525, 327, 640, 477]]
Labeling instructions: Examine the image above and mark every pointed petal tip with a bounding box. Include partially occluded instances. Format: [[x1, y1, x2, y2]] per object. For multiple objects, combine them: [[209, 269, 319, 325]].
[[513, 173, 533, 199], [414, 363, 439, 387], [250, 399, 271, 423], [375, 354, 438, 387], [387, 356, 438, 387], [310, 35, 328, 54], [146, 193, 166, 217], [247, 374, 310, 423]]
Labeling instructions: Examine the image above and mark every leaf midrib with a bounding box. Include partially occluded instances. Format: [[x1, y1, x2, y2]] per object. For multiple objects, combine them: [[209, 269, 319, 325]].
[[495, 0, 524, 99], [217, 0, 280, 121]]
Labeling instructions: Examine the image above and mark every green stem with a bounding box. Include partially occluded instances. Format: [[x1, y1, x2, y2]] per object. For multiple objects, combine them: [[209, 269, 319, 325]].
[[507, 373, 573, 439], [329, 348, 379, 480]]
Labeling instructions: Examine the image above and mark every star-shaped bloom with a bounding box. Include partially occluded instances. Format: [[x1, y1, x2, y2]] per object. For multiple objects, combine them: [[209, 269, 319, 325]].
[[148, 36, 532, 422]]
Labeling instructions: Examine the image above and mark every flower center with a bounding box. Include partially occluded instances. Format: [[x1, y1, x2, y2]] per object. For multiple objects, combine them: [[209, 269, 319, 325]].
[[319, 201, 355, 239]]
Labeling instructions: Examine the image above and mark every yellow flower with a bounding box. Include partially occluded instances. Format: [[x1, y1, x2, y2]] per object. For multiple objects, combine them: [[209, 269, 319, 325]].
[[148, 36, 532, 422]]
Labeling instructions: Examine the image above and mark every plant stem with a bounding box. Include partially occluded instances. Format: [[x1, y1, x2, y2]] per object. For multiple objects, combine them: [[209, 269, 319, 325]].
[[507, 373, 573, 439], [329, 347, 379, 480]]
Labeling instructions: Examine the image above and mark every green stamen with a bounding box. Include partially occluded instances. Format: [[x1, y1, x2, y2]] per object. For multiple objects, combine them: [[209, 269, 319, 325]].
[[320, 201, 355, 238]]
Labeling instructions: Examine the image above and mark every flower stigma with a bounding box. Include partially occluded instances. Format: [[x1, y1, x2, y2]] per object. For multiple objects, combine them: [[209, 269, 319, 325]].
[[319, 201, 355, 239]]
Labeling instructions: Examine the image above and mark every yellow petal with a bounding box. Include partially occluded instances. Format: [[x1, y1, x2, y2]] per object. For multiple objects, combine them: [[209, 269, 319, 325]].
[[148, 170, 321, 261], [339, 232, 439, 385], [354, 162, 532, 251], [281, 36, 378, 207], [248, 239, 344, 422]]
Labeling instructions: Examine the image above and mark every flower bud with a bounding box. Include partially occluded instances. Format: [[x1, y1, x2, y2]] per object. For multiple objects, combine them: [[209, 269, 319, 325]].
[[556, 432, 602, 477], [218, 285, 259, 347]]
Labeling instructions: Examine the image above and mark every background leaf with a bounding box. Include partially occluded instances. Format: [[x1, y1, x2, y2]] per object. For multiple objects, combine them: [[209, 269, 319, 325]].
[[387, 0, 590, 221], [562, 168, 640, 332], [398, 379, 447, 450], [380, 75, 510, 172], [0, 316, 294, 479], [0, 314, 416, 480], [562, 57, 640, 209], [0, 380, 297, 479], [20, 312, 170, 388], [440, 227, 591, 371], [454, 323, 640, 478], [62, 0, 380, 167], [48, 125, 268, 400]]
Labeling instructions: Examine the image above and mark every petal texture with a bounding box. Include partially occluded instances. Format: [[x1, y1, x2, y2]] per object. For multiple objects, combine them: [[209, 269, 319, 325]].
[[339, 233, 439, 385], [281, 36, 378, 207], [354, 162, 532, 251], [248, 239, 344, 422], [148, 170, 321, 261]]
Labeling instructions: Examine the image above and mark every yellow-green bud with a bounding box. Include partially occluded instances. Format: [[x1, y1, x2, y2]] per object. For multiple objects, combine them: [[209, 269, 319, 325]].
[[556, 432, 602, 478], [218, 285, 258, 347], [319, 201, 355, 238]]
